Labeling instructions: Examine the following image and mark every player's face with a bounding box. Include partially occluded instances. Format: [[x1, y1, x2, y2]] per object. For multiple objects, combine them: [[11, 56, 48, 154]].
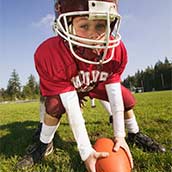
[[72, 16, 107, 44]]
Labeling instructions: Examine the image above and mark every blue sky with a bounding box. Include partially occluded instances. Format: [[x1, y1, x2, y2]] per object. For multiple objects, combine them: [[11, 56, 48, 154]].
[[0, 0, 172, 89]]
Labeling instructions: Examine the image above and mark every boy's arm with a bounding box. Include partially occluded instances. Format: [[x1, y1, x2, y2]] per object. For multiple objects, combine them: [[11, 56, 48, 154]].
[[60, 90, 94, 161], [105, 82, 133, 168], [105, 82, 125, 138]]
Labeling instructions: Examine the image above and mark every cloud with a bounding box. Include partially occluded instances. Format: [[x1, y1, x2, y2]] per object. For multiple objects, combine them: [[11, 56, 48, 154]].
[[32, 14, 55, 28], [121, 14, 134, 24]]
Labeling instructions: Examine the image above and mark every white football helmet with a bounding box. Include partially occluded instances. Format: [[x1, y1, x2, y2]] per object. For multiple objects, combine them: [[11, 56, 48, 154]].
[[53, 0, 121, 65]]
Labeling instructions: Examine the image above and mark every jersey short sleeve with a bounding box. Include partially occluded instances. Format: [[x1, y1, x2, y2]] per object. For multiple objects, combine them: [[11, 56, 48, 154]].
[[34, 37, 77, 96]]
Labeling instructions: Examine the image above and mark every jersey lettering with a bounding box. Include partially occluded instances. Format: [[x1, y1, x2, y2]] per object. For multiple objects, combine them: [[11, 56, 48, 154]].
[[71, 75, 82, 88], [71, 70, 109, 91], [99, 72, 109, 81]]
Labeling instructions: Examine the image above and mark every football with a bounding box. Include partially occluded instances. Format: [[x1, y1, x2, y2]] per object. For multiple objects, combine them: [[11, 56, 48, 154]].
[[93, 138, 132, 172]]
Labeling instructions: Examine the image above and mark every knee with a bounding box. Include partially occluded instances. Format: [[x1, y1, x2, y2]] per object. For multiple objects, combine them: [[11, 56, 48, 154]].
[[124, 103, 135, 111], [124, 95, 136, 111], [121, 86, 136, 111], [45, 95, 65, 119]]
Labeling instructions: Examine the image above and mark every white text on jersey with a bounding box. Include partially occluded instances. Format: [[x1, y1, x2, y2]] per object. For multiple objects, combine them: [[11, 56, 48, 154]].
[[71, 70, 109, 89]]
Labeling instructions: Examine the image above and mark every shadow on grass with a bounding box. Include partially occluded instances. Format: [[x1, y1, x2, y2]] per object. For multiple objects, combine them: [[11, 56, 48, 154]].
[[0, 120, 38, 156], [0, 120, 86, 171]]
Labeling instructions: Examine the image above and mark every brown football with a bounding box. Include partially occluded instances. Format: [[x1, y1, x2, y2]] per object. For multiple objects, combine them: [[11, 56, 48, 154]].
[[93, 138, 132, 172]]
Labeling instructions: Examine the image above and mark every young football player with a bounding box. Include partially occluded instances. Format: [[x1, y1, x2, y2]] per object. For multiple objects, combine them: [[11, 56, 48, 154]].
[[17, 0, 133, 171], [18, 0, 171, 171]]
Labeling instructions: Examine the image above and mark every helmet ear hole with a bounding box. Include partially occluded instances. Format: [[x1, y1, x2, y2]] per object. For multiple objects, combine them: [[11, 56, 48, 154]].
[[91, 2, 96, 7]]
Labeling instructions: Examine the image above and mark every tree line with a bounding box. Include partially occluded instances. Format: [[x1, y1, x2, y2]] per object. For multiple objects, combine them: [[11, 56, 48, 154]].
[[0, 57, 171, 101], [122, 57, 172, 92], [0, 69, 39, 101]]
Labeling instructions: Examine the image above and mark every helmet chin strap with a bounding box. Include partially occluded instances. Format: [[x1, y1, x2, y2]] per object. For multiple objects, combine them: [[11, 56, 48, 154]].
[[68, 39, 115, 65]]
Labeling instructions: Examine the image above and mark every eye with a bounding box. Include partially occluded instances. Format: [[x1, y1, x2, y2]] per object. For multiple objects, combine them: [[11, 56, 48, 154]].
[[80, 24, 89, 30], [96, 23, 106, 32]]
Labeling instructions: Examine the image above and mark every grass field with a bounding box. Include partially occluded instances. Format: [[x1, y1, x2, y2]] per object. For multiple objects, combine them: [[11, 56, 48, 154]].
[[0, 90, 172, 172]]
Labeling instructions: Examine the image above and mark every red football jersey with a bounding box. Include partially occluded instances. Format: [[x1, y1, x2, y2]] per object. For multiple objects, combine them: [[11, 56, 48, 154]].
[[34, 36, 127, 100]]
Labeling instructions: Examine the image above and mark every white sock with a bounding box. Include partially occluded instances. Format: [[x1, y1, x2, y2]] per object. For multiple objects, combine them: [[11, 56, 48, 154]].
[[40, 122, 60, 144], [125, 115, 139, 134], [91, 98, 96, 107]]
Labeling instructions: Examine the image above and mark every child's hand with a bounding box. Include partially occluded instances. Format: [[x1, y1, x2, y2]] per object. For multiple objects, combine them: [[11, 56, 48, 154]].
[[84, 151, 109, 172], [113, 137, 134, 168]]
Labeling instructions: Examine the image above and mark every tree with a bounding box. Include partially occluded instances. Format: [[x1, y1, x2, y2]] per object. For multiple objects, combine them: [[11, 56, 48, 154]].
[[143, 66, 154, 91], [0, 88, 6, 102], [162, 57, 172, 90], [122, 57, 172, 92], [6, 69, 21, 100], [122, 75, 136, 91], [22, 74, 39, 99], [154, 58, 172, 90]]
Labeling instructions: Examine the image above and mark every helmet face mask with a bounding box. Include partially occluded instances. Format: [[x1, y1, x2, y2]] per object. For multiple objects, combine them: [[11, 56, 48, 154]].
[[53, 0, 121, 65]]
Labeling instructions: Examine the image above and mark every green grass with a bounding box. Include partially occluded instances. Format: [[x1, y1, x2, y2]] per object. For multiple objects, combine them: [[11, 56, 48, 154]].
[[0, 91, 172, 172]]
